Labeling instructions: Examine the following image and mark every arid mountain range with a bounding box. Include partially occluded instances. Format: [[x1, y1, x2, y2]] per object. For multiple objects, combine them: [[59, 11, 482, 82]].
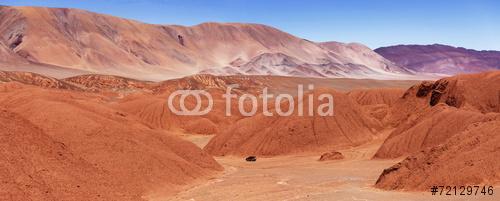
[[2, 6, 498, 81], [376, 44, 500, 75], [0, 6, 408, 80]]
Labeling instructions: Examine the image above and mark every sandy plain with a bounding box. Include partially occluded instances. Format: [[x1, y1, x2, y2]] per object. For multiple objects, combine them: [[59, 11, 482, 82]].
[[162, 131, 499, 201]]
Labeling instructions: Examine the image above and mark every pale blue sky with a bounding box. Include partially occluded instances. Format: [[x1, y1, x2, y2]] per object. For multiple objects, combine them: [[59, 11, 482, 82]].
[[2, 0, 499, 50]]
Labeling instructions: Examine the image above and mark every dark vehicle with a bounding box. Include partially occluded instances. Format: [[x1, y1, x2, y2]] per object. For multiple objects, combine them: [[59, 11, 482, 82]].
[[245, 156, 257, 162]]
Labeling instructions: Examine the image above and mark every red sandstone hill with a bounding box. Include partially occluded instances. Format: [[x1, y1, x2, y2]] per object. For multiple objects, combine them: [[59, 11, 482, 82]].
[[376, 71, 500, 158], [1, 71, 418, 136], [0, 6, 410, 80], [0, 82, 222, 200], [347, 88, 406, 125], [0, 108, 131, 201], [347, 88, 405, 106], [372, 71, 500, 191], [110, 74, 272, 135], [204, 89, 384, 156], [375, 116, 500, 190], [375, 104, 498, 159], [384, 71, 500, 127], [375, 44, 500, 75]]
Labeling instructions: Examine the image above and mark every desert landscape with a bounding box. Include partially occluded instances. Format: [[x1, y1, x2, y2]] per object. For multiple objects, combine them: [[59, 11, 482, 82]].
[[1, 3, 499, 201]]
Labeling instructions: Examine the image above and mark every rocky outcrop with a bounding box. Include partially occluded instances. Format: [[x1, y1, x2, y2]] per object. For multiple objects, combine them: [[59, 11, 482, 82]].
[[388, 71, 500, 127], [318, 151, 344, 161], [415, 82, 433, 97], [177, 34, 185, 46], [414, 80, 450, 106]]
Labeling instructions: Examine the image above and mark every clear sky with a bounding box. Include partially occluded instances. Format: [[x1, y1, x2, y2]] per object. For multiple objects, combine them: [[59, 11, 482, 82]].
[[2, 0, 499, 50]]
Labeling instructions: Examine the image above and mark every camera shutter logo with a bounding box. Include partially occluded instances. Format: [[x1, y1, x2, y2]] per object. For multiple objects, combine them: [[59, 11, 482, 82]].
[[167, 90, 213, 115]]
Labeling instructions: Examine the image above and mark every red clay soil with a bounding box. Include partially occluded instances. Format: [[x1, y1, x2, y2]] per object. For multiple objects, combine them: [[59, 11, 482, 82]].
[[347, 88, 405, 106], [110, 74, 274, 135], [0, 108, 133, 201], [106, 74, 259, 133], [374, 71, 500, 191], [375, 117, 500, 190], [376, 71, 500, 158], [347, 88, 406, 125], [111, 90, 238, 135], [204, 89, 383, 156], [374, 105, 499, 159], [0, 82, 222, 200]]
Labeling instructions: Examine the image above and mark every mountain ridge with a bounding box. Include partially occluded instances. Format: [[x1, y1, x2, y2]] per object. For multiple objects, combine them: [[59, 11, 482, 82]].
[[375, 44, 500, 75], [0, 5, 411, 80]]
